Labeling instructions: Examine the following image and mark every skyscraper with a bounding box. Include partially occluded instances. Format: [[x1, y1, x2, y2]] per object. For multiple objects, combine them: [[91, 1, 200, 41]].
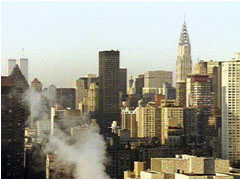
[[221, 53, 240, 167], [143, 70, 173, 95], [176, 20, 192, 83], [1, 65, 29, 178], [7, 59, 17, 76], [186, 74, 214, 108], [7, 58, 29, 83], [17, 58, 29, 83], [119, 68, 127, 95], [99, 50, 120, 135]]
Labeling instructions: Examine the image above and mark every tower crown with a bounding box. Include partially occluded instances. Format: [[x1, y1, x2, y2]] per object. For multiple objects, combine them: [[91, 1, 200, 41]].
[[179, 20, 190, 45]]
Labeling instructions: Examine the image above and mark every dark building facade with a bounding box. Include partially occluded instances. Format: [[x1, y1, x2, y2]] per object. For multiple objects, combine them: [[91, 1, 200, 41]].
[[56, 88, 76, 110], [119, 68, 127, 95], [176, 81, 186, 107], [1, 65, 29, 178], [135, 74, 144, 98], [99, 50, 120, 135]]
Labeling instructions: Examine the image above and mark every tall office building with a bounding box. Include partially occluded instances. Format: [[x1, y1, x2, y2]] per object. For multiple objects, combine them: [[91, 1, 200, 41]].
[[186, 74, 214, 108], [7, 59, 17, 76], [143, 70, 172, 95], [99, 50, 120, 135], [73, 77, 88, 109], [119, 68, 127, 95], [17, 58, 28, 83], [206, 60, 223, 109], [86, 82, 99, 113], [136, 103, 161, 139], [1, 65, 29, 178], [176, 20, 192, 82], [7, 58, 29, 83], [221, 53, 240, 167]]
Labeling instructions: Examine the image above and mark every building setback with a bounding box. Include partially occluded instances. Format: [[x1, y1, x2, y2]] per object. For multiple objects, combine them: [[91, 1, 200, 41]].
[[99, 50, 120, 135]]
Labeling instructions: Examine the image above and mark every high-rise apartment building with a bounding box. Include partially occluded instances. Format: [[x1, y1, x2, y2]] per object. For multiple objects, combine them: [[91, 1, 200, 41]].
[[161, 107, 184, 146], [136, 103, 161, 139], [1, 65, 29, 178], [99, 50, 120, 135], [221, 53, 240, 167], [176, 20, 192, 83], [121, 107, 137, 138]]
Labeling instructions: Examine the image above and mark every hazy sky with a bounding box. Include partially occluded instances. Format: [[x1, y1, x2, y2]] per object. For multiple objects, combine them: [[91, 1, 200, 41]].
[[1, 1, 240, 88]]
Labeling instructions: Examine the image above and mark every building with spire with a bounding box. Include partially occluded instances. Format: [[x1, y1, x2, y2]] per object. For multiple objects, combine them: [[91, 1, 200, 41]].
[[176, 19, 192, 83]]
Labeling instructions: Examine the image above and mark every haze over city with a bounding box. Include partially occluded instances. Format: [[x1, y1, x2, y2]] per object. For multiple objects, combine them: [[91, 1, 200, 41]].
[[1, 1, 240, 87]]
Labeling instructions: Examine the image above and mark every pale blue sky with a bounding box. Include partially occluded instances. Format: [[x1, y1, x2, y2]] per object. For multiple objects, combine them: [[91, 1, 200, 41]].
[[1, 1, 240, 88]]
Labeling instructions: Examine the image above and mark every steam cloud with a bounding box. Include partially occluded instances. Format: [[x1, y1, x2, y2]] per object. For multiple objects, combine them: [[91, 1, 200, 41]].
[[24, 88, 109, 179]]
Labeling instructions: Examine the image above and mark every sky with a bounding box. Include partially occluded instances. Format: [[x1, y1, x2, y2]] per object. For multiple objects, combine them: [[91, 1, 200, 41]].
[[1, 1, 240, 88]]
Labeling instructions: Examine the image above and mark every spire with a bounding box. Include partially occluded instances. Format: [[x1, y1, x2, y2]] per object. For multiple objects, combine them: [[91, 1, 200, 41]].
[[179, 17, 190, 45]]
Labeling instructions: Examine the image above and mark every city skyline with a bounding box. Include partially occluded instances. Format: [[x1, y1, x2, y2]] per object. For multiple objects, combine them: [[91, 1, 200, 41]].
[[1, 1, 240, 88]]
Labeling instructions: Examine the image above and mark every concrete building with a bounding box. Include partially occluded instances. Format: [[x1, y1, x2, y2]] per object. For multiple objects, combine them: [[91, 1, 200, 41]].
[[221, 53, 240, 167], [121, 107, 137, 137], [125, 155, 233, 179], [136, 103, 161, 139], [56, 88, 76, 110], [186, 74, 214, 108], [176, 20, 192, 83], [30, 78, 43, 92], [1, 65, 29, 178], [176, 81, 186, 107], [99, 50, 120, 135], [143, 70, 173, 95], [161, 107, 184, 146]]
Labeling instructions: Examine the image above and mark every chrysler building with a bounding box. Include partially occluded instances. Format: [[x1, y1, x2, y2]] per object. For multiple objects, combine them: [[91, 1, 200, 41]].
[[176, 19, 192, 83]]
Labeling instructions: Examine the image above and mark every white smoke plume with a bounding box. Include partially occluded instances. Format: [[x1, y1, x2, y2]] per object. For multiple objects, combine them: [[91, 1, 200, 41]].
[[23, 88, 110, 179]]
